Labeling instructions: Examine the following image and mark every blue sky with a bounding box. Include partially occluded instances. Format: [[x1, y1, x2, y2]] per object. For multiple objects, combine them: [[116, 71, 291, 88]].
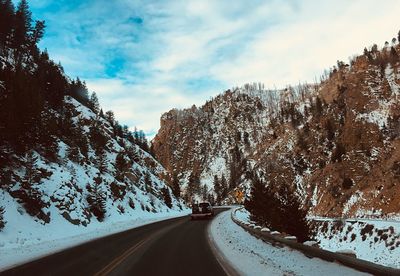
[[26, 0, 400, 139]]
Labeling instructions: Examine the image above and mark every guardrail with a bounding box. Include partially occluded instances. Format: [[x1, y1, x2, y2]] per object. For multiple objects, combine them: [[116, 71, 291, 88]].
[[231, 207, 400, 276]]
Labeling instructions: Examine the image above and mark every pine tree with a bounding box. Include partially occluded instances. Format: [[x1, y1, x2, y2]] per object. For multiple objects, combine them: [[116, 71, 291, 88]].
[[144, 172, 152, 193], [0, 0, 15, 50], [13, 0, 32, 62], [67, 144, 80, 163], [98, 150, 107, 173], [30, 20, 45, 47], [161, 187, 172, 208], [0, 206, 6, 231], [89, 92, 100, 114], [220, 174, 228, 201], [187, 172, 200, 198], [244, 174, 273, 224], [115, 151, 129, 181], [15, 151, 49, 222], [171, 173, 181, 198], [278, 185, 312, 242], [87, 182, 106, 221], [105, 110, 115, 127], [213, 175, 221, 204]]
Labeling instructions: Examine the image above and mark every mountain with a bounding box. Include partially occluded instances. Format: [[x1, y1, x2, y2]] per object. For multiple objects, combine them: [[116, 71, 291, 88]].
[[0, 0, 185, 243], [153, 40, 400, 218]]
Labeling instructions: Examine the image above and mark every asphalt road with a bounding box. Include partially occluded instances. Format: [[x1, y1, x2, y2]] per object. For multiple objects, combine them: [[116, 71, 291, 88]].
[[1, 208, 230, 276]]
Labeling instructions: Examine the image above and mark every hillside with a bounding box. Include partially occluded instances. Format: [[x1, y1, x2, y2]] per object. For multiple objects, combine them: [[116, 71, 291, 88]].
[[0, 0, 186, 264], [153, 41, 400, 218]]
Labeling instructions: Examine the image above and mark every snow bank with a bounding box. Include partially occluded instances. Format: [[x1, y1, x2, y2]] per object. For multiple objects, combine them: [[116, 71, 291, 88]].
[[209, 209, 366, 276], [0, 193, 190, 271], [314, 218, 400, 268]]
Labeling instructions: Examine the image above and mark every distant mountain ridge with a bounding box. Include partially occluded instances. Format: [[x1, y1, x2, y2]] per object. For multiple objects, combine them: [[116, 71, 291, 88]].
[[153, 41, 400, 218]]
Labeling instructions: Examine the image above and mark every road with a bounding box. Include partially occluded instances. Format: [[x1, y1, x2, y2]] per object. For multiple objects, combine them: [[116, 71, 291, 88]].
[[1, 208, 230, 276]]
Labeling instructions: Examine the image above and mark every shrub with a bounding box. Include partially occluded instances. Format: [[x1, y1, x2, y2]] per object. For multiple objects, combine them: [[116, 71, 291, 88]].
[[331, 142, 346, 162], [128, 197, 135, 209], [342, 178, 354, 189], [361, 224, 374, 236], [117, 205, 125, 214], [110, 181, 126, 200]]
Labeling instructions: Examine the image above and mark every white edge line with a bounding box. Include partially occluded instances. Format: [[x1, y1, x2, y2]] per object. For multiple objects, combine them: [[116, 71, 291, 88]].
[[207, 209, 241, 276]]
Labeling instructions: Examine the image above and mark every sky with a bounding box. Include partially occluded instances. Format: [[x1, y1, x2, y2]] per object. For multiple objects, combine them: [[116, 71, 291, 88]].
[[26, 0, 400, 139]]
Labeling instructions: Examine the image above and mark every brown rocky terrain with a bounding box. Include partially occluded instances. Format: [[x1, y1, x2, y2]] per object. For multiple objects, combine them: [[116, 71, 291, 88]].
[[152, 43, 400, 218]]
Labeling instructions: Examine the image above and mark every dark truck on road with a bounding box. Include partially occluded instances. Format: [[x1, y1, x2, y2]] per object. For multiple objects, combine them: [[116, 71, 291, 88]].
[[191, 202, 214, 220]]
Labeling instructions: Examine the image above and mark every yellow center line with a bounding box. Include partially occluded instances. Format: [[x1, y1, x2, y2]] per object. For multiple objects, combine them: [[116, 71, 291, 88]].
[[94, 234, 154, 276], [94, 218, 186, 276]]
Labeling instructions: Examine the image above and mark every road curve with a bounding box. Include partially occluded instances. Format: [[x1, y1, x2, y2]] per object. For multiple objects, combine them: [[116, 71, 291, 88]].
[[1, 208, 230, 276]]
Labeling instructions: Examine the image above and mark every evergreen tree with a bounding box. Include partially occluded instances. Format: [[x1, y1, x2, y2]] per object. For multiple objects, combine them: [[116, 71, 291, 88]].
[[245, 174, 312, 242], [105, 110, 115, 127], [0, 0, 15, 50], [278, 185, 312, 242], [171, 173, 181, 198], [161, 187, 172, 208], [89, 122, 108, 154], [398, 30, 400, 45], [144, 172, 152, 193], [0, 206, 5, 231], [213, 175, 221, 204], [13, 0, 32, 52], [87, 182, 106, 221], [187, 172, 200, 198], [98, 150, 107, 173], [30, 19, 45, 47], [67, 144, 80, 163], [89, 92, 100, 114], [220, 174, 228, 201], [14, 151, 49, 222], [115, 151, 129, 181]]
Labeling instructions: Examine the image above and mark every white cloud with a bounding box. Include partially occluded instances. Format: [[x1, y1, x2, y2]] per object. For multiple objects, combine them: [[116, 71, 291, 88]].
[[34, 0, 400, 138]]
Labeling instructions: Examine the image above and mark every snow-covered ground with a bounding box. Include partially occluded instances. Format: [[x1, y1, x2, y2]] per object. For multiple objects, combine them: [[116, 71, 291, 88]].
[[234, 207, 400, 269], [313, 218, 400, 268], [0, 202, 190, 271], [209, 209, 367, 276], [0, 95, 191, 271]]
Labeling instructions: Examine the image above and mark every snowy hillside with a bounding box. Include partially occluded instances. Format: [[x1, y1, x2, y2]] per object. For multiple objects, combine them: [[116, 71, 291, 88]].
[[0, 95, 188, 269]]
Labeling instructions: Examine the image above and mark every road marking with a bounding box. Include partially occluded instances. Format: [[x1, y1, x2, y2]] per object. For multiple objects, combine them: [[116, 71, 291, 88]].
[[207, 210, 240, 276], [94, 237, 151, 276], [94, 218, 187, 276]]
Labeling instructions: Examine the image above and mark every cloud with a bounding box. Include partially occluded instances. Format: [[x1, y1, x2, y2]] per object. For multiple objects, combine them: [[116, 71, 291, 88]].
[[30, 0, 400, 138]]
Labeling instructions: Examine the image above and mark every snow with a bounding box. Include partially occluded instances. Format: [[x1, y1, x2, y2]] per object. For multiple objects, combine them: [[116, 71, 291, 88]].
[[240, 206, 400, 268], [234, 206, 251, 223], [304, 241, 319, 246], [337, 249, 357, 255], [209, 209, 367, 276], [0, 189, 190, 271], [342, 192, 364, 215], [356, 64, 400, 129], [313, 217, 400, 268], [0, 95, 190, 271]]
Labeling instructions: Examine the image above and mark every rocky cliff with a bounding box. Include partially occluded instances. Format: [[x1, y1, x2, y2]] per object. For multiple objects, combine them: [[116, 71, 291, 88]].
[[153, 43, 400, 218]]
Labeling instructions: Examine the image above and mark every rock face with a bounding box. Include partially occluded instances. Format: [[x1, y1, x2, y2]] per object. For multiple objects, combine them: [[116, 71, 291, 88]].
[[153, 45, 400, 218]]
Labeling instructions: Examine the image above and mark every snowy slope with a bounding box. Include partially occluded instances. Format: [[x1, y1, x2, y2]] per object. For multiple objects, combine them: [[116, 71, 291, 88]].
[[0, 96, 188, 269], [209, 209, 367, 276], [235, 208, 400, 268]]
